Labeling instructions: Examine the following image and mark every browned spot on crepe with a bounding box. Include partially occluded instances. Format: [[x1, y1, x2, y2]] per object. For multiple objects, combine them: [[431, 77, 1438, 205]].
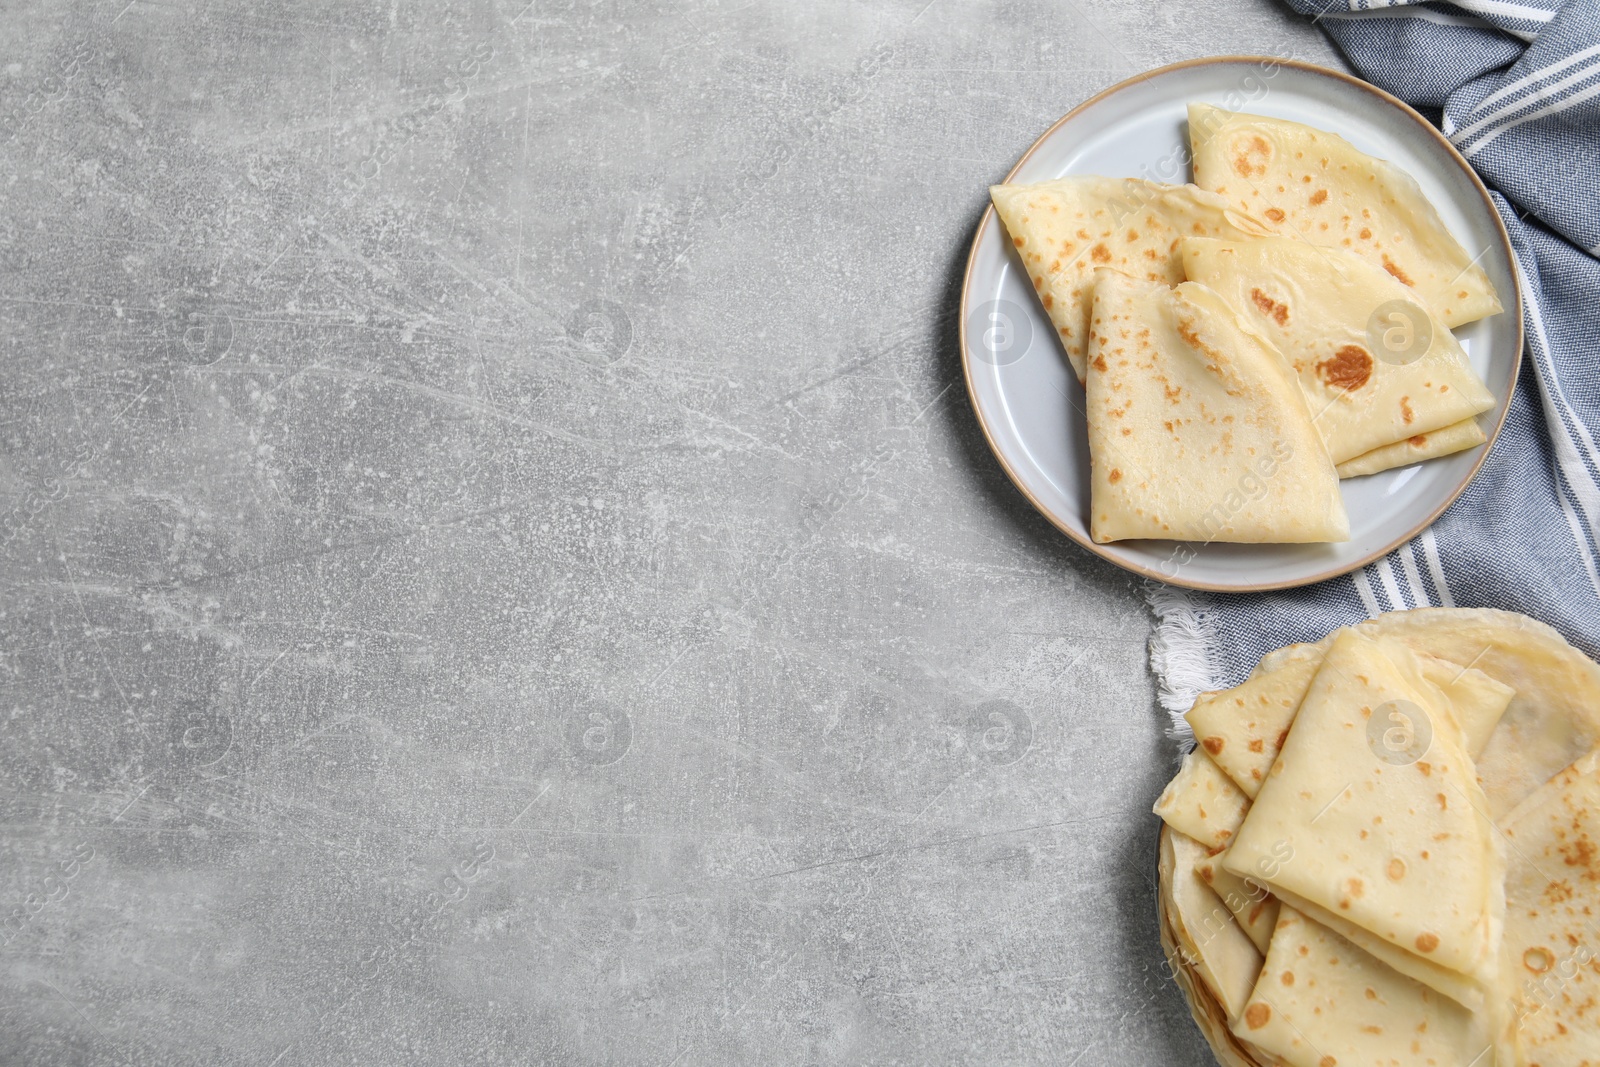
[[1250, 287, 1289, 326], [1232, 134, 1272, 179], [1382, 255, 1414, 286], [1317, 345, 1374, 392]]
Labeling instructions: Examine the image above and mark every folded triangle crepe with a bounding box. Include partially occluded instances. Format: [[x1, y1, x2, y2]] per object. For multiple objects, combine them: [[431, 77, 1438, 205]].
[[1233, 907, 1504, 1067], [1084, 271, 1348, 543], [1187, 104, 1503, 328], [1159, 847, 1280, 1067], [1222, 628, 1505, 995], [1189, 608, 1590, 826], [1154, 746, 1251, 850], [1251, 875, 1490, 1009], [1180, 236, 1496, 465], [1165, 828, 1265, 1023], [1499, 748, 1600, 1064], [1185, 642, 1326, 800], [988, 177, 1276, 380], [1336, 417, 1487, 479]]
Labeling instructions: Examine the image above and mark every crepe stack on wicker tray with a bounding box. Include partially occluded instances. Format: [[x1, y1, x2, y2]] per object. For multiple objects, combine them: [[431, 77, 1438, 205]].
[[988, 108, 1503, 544], [1155, 607, 1600, 1066]]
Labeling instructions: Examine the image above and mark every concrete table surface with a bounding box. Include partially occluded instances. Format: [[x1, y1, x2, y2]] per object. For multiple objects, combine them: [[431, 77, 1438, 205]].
[[0, 2, 1341, 1063]]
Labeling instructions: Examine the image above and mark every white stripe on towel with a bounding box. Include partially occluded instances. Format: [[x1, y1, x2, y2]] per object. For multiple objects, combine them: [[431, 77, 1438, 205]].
[[1421, 527, 1456, 608]]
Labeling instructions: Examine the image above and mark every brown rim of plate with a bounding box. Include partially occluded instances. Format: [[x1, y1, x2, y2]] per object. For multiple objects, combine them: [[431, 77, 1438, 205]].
[[958, 55, 1525, 594]]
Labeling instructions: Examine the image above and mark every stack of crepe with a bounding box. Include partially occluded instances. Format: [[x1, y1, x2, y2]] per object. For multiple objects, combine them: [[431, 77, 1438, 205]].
[[1153, 607, 1600, 1066], [988, 107, 1502, 544]]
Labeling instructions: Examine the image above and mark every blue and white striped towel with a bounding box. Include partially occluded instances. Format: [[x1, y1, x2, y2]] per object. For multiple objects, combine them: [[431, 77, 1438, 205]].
[[1151, 0, 1600, 729]]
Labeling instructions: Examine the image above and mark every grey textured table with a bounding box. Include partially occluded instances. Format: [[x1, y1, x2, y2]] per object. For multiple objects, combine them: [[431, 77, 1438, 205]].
[[0, 2, 1341, 1064]]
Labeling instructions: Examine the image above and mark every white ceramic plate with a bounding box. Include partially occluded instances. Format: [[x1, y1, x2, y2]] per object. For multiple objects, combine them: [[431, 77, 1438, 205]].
[[960, 57, 1522, 592]]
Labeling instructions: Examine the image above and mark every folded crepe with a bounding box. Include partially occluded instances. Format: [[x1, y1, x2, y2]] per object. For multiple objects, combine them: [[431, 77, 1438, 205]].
[[1233, 907, 1503, 1067], [1499, 748, 1600, 1064], [1084, 272, 1347, 543], [1188, 636, 1513, 800], [988, 177, 1275, 380], [1186, 642, 1326, 800], [1223, 628, 1505, 996], [1187, 104, 1502, 328], [1154, 746, 1251, 850], [1164, 828, 1266, 1022], [1158, 850, 1280, 1067], [1245, 868, 1490, 1010], [1336, 417, 1487, 479], [1181, 236, 1496, 466], [1195, 853, 1280, 956]]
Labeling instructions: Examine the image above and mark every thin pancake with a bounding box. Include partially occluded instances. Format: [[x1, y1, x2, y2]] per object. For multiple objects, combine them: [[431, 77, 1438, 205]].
[[1154, 746, 1251, 851], [1336, 417, 1486, 479], [1232, 907, 1500, 1067], [1084, 272, 1347, 543], [1261, 880, 1487, 1009], [1165, 827, 1266, 1022], [1186, 642, 1325, 800], [1158, 838, 1284, 1067], [1187, 637, 1511, 800], [988, 177, 1275, 380], [1196, 853, 1280, 956], [1181, 236, 1496, 464], [1223, 628, 1504, 990], [1188, 104, 1502, 327]]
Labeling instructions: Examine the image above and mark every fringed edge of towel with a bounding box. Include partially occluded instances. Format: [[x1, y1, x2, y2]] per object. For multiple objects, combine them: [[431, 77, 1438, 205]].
[[1145, 583, 1218, 755]]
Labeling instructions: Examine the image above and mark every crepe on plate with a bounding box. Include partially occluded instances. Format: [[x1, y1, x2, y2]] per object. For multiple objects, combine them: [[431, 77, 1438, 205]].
[[1181, 236, 1496, 466], [1180, 605, 1600, 837], [1083, 271, 1347, 543], [1356, 607, 1600, 819], [1158, 832, 1281, 1067], [1187, 103, 1502, 328], [988, 177, 1275, 380], [1195, 850, 1279, 956], [1336, 417, 1487, 478]]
